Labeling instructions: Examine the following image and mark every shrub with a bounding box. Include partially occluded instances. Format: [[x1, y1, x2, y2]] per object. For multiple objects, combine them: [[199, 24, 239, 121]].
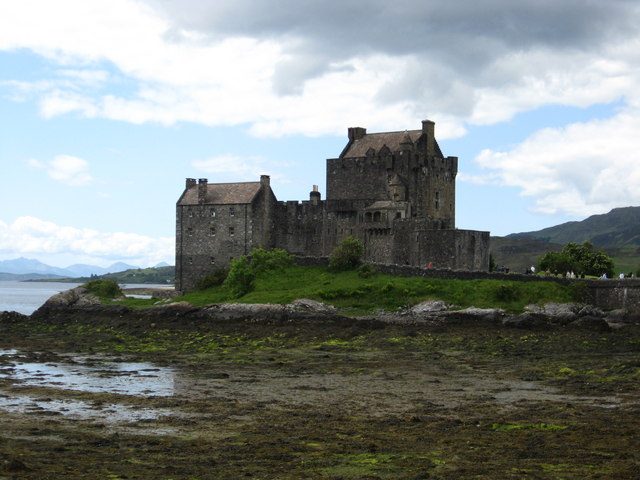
[[357, 263, 377, 278], [249, 248, 294, 274], [223, 256, 255, 298], [196, 268, 229, 290], [329, 237, 364, 271], [222, 248, 295, 298], [83, 279, 121, 299]]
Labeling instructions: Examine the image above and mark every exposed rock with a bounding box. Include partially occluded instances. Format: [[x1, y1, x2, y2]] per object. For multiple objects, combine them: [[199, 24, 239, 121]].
[[503, 312, 551, 329], [524, 303, 578, 325], [0, 311, 28, 323], [41, 287, 101, 308], [435, 307, 505, 326], [568, 315, 611, 332], [409, 300, 449, 314], [576, 304, 605, 318], [286, 299, 337, 314]]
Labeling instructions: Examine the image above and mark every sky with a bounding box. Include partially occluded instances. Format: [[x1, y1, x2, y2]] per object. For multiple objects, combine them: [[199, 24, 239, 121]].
[[1, 0, 639, 268]]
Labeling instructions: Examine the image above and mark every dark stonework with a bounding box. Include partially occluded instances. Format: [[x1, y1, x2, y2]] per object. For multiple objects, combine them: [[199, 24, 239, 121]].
[[176, 120, 490, 292]]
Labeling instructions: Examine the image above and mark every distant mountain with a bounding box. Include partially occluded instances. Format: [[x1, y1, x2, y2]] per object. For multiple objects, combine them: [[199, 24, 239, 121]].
[[0, 272, 65, 281], [0, 258, 70, 277], [493, 206, 640, 273], [0, 257, 139, 278], [507, 206, 640, 248]]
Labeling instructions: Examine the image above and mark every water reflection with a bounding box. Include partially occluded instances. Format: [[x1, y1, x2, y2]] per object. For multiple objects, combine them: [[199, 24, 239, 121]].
[[0, 349, 176, 397]]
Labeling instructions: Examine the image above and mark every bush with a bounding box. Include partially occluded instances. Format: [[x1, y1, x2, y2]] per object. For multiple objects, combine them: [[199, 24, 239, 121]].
[[329, 237, 364, 271], [357, 264, 377, 278], [222, 248, 294, 298], [83, 279, 121, 299], [196, 268, 229, 290], [223, 256, 255, 298]]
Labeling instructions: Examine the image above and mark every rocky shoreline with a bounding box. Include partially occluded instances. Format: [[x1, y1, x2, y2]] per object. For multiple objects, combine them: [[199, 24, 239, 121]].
[[2, 286, 637, 332]]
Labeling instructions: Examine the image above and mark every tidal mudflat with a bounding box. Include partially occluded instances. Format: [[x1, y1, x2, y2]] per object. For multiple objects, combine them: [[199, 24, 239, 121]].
[[0, 313, 638, 479]]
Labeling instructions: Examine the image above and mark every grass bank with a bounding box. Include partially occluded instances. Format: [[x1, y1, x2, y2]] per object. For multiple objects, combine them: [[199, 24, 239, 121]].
[[121, 264, 581, 314]]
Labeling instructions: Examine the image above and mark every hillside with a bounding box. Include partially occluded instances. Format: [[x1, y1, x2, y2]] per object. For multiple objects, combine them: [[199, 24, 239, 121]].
[[493, 206, 640, 273], [507, 206, 640, 248]]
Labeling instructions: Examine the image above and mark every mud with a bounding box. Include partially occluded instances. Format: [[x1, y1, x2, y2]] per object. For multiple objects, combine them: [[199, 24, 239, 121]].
[[0, 313, 639, 479]]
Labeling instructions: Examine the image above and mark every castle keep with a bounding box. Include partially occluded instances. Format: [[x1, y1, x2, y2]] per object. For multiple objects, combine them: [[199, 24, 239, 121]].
[[176, 120, 489, 292]]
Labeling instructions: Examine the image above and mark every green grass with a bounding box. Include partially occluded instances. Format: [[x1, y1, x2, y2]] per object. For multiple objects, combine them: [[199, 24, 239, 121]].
[[137, 264, 579, 315]]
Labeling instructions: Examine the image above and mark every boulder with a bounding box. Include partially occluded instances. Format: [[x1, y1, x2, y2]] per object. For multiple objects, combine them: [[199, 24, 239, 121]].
[[0, 311, 28, 323], [568, 315, 610, 332], [503, 312, 551, 329], [524, 303, 578, 325], [409, 300, 449, 314], [41, 287, 101, 307], [286, 299, 337, 314]]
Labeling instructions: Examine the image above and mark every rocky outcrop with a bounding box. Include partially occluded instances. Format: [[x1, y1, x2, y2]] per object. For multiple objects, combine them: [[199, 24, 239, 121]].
[[41, 287, 102, 307], [25, 288, 640, 332], [0, 311, 29, 323]]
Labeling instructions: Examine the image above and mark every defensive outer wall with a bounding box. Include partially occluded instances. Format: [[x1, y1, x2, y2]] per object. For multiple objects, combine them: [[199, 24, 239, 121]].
[[296, 257, 640, 311]]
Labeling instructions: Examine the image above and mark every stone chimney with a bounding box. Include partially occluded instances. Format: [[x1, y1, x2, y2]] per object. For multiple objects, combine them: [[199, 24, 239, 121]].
[[260, 175, 270, 189], [186, 178, 196, 189], [198, 178, 207, 204], [422, 120, 435, 155], [310, 184, 321, 205], [348, 127, 367, 142]]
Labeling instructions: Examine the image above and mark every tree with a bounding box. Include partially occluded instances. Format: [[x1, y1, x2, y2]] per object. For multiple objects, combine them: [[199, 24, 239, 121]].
[[538, 241, 614, 277], [538, 251, 576, 275], [329, 237, 365, 271]]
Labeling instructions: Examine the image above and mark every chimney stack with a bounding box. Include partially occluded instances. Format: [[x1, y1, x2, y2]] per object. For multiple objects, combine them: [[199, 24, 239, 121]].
[[310, 185, 321, 205], [198, 178, 207, 204], [260, 175, 270, 189], [348, 127, 367, 142], [422, 120, 435, 155]]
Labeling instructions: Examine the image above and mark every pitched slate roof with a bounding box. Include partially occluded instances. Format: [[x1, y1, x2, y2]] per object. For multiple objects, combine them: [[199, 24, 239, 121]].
[[341, 129, 443, 158], [178, 181, 262, 205]]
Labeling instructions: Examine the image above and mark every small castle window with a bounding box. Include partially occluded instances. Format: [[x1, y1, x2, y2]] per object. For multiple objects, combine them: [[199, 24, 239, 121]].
[[210, 227, 216, 236], [229, 226, 235, 236], [210, 208, 216, 217], [229, 207, 235, 216], [373, 211, 381, 222], [187, 227, 193, 236], [188, 257, 193, 265], [210, 256, 215, 264], [188, 208, 193, 218], [435, 191, 440, 210]]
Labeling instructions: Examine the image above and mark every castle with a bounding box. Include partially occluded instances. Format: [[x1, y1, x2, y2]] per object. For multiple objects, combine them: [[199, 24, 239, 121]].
[[176, 120, 489, 292]]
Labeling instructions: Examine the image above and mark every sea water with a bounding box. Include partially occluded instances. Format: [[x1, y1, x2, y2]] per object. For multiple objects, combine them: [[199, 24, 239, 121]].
[[0, 281, 82, 315]]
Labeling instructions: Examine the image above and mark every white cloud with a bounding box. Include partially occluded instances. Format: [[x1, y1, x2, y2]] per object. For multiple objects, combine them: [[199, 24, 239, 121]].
[[4, 0, 638, 139], [192, 155, 281, 182], [0, 216, 174, 267], [475, 111, 640, 216], [27, 155, 94, 186]]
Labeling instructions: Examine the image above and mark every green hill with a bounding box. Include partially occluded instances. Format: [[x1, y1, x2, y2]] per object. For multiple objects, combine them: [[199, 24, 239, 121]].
[[46, 266, 175, 284], [507, 206, 640, 248], [492, 206, 640, 274]]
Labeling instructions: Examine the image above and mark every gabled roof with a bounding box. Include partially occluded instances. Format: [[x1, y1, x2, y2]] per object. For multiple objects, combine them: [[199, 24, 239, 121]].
[[178, 181, 262, 206], [341, 129, 443, 158], [365, 200, 409, 210]]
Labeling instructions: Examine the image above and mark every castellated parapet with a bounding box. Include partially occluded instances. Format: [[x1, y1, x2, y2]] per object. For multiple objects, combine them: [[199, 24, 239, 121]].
[[176, 120, 489, 292]]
